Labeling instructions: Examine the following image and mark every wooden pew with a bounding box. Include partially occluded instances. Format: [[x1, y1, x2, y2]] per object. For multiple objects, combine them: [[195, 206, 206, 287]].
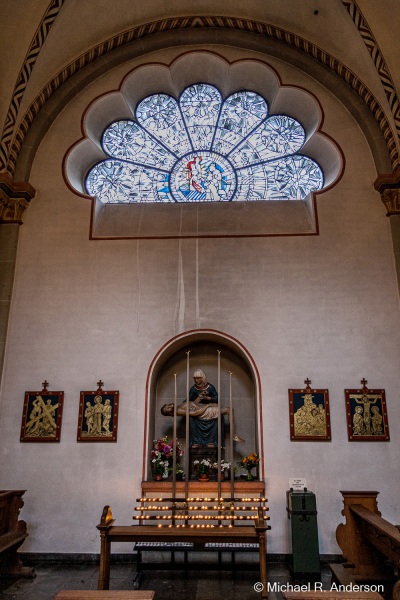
[[0, 490, 34, 578], [97, 495, 270, 598], [331, 491, 400, 600]]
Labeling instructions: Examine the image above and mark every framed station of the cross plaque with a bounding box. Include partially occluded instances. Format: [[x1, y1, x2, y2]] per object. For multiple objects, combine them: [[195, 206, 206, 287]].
[[20, 382, 64, 442], [289, 379, 331, 441], [345, 381, 389, 441], [77, 381, 119, 442]]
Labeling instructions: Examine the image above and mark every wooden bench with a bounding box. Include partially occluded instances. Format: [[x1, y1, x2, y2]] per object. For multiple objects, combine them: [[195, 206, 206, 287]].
[[330, 491, 400, 600], [0, 490, 34, 578], [97, 495, 270, 598]]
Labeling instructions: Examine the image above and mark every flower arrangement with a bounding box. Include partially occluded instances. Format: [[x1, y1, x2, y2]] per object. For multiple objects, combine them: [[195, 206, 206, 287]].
[[213, 460, 231, 473], [150, 455, 169, 476], [212, 460, 231, 480], [193, 458, 213, 478], [150, 436, 183, 477], [237, 452, 259, 480], [175, 464, 185, 479]]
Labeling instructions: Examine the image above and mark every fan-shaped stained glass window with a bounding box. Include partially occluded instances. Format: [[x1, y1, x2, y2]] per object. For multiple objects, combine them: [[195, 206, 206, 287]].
[[85, 84, 324, 204]]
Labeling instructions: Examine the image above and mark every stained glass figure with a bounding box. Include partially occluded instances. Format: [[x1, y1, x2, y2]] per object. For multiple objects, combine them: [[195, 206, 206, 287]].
[[85, 84, 324, 204]]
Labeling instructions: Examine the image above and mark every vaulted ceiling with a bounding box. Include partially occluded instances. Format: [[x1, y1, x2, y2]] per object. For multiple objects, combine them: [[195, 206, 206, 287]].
[[1, 0, 399, 181]]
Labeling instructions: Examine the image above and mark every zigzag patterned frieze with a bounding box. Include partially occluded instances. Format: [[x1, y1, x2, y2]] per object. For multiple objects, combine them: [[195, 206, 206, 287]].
[[2, 13, 399, 175], [342, 0, 400, 154], [0, 0, 65, 171]]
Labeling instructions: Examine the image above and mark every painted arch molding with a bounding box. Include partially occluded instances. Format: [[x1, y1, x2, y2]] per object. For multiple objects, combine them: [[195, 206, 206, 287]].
[[65, 53, 343, 238]]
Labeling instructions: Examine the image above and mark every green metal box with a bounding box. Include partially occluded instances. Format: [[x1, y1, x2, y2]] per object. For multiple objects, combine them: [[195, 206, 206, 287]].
[[286, 491, 320, 576]]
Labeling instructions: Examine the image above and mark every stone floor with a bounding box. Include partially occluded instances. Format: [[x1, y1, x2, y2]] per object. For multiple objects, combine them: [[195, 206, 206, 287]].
[[0, 559, 333, 600]]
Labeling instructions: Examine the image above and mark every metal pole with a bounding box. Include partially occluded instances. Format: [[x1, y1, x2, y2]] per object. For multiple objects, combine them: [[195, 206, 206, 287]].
[[185, 351, 190, 503], [229, 371, 234, 499], [217, 350, 221, 501], [172, 372, 177, 503]]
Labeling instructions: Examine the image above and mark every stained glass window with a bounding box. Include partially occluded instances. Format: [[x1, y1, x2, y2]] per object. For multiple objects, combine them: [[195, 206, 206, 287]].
[[85, 84, 324, 204]]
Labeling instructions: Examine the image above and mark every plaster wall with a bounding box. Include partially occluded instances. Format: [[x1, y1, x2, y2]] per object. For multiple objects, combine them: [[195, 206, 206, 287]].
[[1, 46, 400, 556]]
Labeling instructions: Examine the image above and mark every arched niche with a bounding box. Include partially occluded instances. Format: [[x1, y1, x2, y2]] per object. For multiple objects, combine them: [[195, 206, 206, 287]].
[[143, 329, 264, 481]]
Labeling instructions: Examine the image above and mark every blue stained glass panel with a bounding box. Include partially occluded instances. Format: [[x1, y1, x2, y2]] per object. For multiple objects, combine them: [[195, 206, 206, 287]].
[[179, 84, 222, 149], [213, 91, 268, 155], [86, 160, 172, 203], [264, 155, 324, 199], [84, 84, 324, 204], [136, 94, 191, 157], [234, 164, 269, 201], [258, 115, 305, 156], [102, 121, 175, 170], [235, 155, 323, 201], [230, 115, 305, 168]]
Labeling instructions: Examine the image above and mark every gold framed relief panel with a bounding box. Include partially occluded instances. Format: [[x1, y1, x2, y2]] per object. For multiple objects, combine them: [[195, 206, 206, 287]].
[[77, 386, 119, 442], [20, 383, 64, 442], [345, 380, 389, 441], [289, 379, 331, 441]]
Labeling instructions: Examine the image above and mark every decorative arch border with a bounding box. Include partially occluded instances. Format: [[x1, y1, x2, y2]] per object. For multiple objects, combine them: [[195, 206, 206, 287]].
[[1, 13, 399, 178], [142, 328, 265, 482], [0, 0, 66, 171], [343, 1, 400, 141]]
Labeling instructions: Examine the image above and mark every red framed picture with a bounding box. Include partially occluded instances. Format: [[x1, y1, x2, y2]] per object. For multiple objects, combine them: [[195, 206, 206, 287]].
[[77, 383, 119, 442], [20, 382, 63, 442], [345, 380, 389, 441]]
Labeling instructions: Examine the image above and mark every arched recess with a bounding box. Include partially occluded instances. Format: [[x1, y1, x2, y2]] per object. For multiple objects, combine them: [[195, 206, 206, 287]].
[[143, 329, 264, 482]]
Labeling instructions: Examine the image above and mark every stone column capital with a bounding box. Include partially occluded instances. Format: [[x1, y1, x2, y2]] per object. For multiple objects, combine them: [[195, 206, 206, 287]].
[[374, 169, 400, 216], [0, 172, 35, 224]]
